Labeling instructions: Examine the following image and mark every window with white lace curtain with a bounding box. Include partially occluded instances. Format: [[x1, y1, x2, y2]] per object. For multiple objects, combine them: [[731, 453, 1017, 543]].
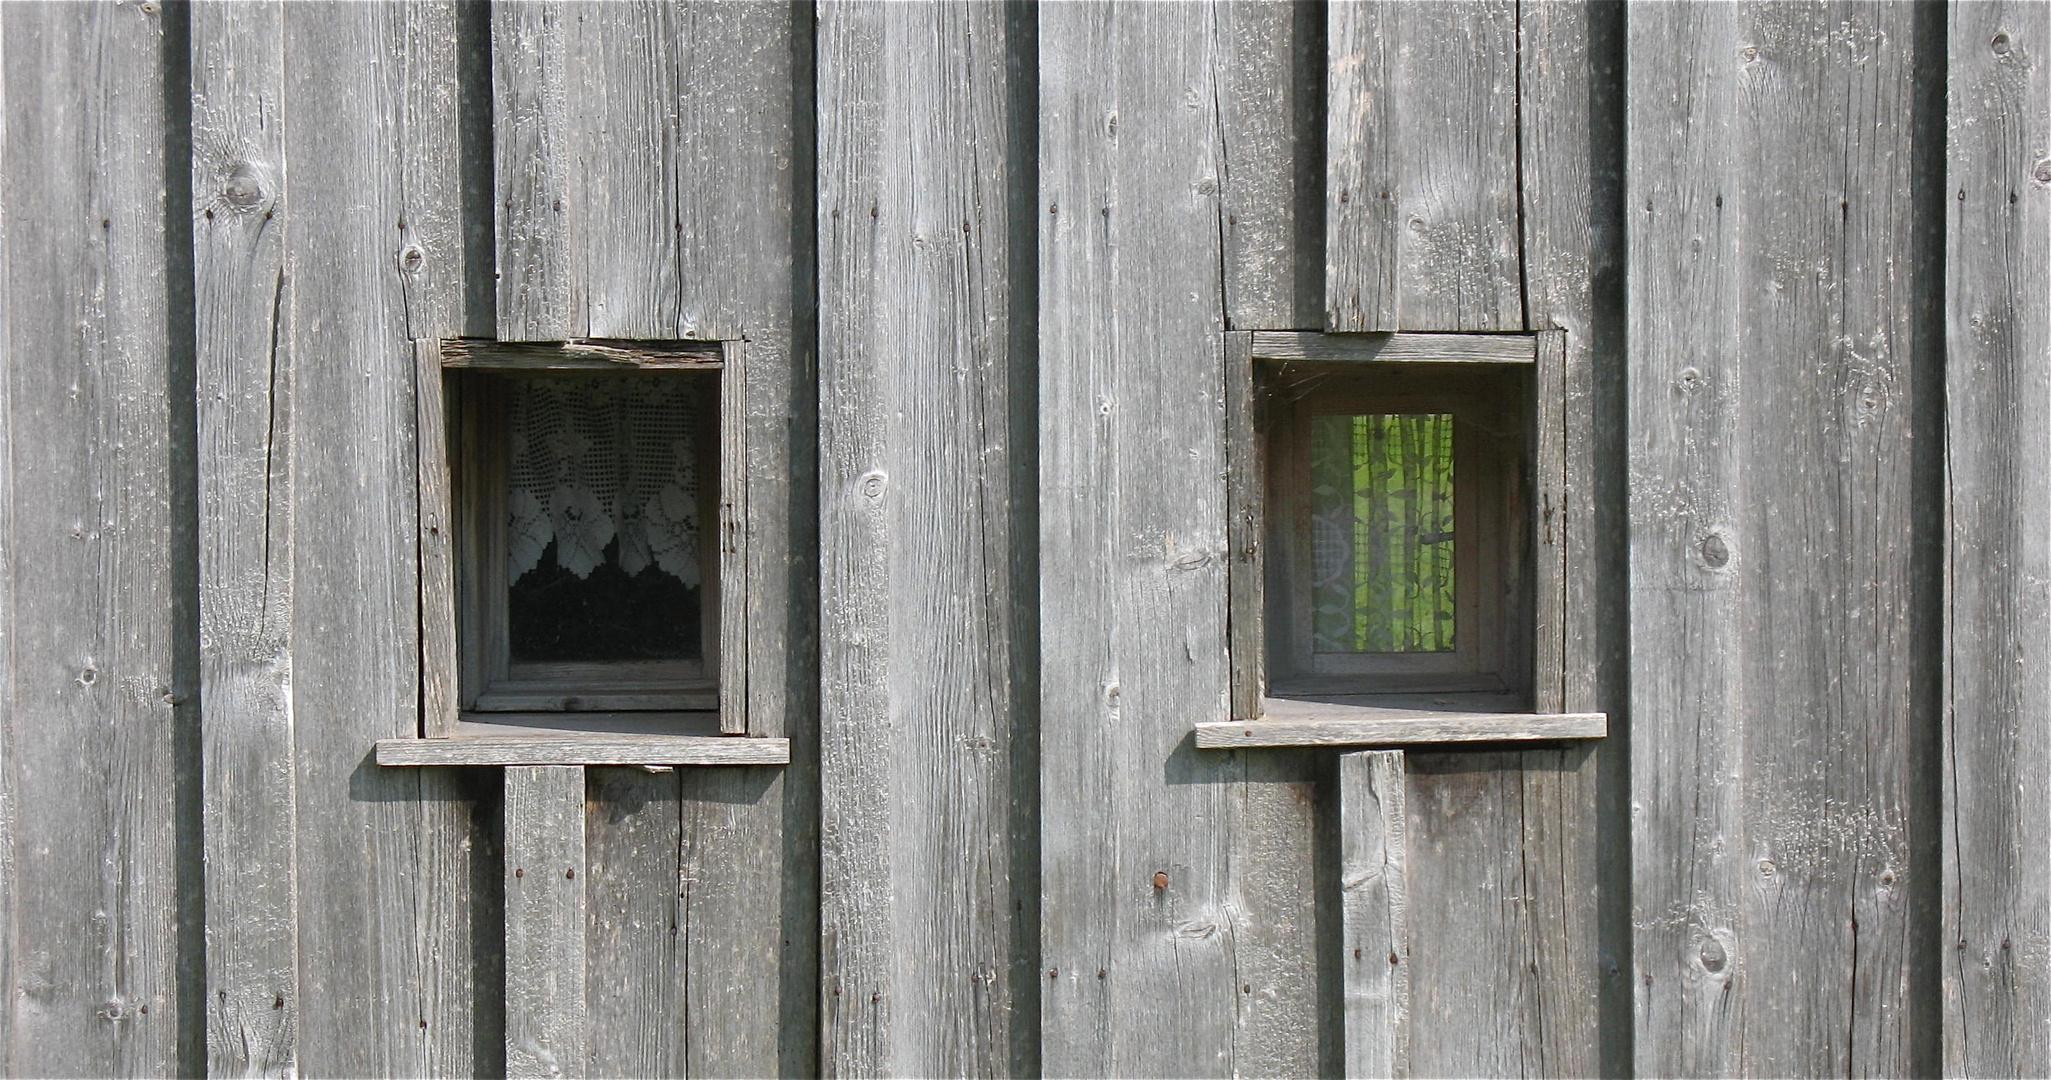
[[415, 339, 752, 739]]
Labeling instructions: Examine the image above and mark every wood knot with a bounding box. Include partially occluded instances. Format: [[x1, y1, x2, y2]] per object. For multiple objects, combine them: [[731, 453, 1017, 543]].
[[222, 164, 266, 210], [2035, 159, 2051, 186], [1992, 32, 2012, 56], [1697, 532, 1731, 570], [1697, 938, 1727, 974]]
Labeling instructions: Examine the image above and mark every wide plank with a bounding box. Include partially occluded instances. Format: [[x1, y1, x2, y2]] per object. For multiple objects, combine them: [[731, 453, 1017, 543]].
[[816, 2, 1030, 1074], [1628, 4, 1933, 1074], [1326, 0, 1521, 332], [0, 3, 182, 1072]]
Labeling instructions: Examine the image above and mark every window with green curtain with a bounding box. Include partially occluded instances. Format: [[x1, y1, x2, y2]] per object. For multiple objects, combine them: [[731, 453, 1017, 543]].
[[1308, 412, 1455, 653]]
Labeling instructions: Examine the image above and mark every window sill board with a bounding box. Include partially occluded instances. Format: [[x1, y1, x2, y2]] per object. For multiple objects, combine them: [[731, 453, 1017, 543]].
[[377, 734, 788, 767], [1196, 701, 1605, 749]]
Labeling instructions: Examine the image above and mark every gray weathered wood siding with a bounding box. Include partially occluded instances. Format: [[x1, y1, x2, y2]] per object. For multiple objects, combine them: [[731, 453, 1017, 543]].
[[1628, 2, 1941, 1075], [0, 2, 2040, 1076]]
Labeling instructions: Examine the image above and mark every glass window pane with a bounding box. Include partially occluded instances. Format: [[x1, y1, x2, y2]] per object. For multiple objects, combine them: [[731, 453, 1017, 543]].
[[1309, 412, 1455, 653], [504, 376, 707, 663]]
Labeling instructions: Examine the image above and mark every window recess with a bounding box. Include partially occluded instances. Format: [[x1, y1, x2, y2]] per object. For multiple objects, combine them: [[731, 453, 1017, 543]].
[[379, 338, 787, 768], [1203, 331, 1605, 749]]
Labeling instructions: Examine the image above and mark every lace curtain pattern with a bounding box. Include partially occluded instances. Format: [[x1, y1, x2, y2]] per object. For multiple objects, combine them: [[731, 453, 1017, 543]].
[[1309, 412, 1456, 653], [506, 377, 704, 588]]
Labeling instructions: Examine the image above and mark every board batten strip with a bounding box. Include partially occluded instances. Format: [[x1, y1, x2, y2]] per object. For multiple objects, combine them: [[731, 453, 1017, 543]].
[[1628, 4, 1928, 1075], [191, 3, 298, 1073], [0, 3, 181, 1073], [1944, 3, 2051, 1074], [817, 3, 1023, 1073], [1325, 1, 1521, 332], [1340, 751, 1408, 1080], [504, 766, 587, 1080]]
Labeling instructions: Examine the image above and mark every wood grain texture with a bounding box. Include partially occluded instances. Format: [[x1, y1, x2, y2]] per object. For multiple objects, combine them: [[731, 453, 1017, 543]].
[[1216, 0, 1323, 331], [376, 736, 789, 767], [1944, 2, 2051, 1073], [1340, 750, 1408, 1079], [816, 3, 1026, 1072], [190, 3, 298, 1071], [1325, 0, 1522, 332], [196, 4, 489, 1074], [440, 338, 723, 370], [1197, 713, 1605, 749], [582, 767, 681, 1078], [1225, 332, 1263, 719], [1629, 4, 1932, 1074], [0, 3, 181, 1073], [418, 340, 459, 737], [492, 0, 795, 342], [1249, 330, 1536, 364], [1041, 5, 1319, 1074], [503, 766, 586, 1080]]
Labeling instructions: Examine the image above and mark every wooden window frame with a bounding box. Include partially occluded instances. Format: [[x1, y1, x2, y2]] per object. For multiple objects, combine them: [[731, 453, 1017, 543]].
[[1207, 330, 1606, 747], [413, 339, 759, 746]]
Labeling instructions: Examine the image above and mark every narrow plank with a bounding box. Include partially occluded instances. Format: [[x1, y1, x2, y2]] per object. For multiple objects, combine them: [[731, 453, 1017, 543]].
[[816, 3, 1024, 1073], [717, 339, 748, 734], [0, 3, 181, 1073], [1944, 3, 2051, 1074], [418, 340, 459, 737], [583, 767, 682, 1078], [1628, 4, 1930, 1075], [1325, 1, 1521, 332], [1249, 330, 1536, 364], [1518, 4, 1624, 1074], [190, 3, 299, 1072], [1225, 332, 1263, 719], [503, 766, 587, 1080], [1197, 714, 1606, 749], [1340, 750, 1408, 1079], [376, 736, 790, 768], [1216, 0, 1323, 330]]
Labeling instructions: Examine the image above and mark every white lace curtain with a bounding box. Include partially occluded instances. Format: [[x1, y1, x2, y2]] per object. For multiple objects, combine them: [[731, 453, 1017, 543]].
[[505, 377, 703, 586]]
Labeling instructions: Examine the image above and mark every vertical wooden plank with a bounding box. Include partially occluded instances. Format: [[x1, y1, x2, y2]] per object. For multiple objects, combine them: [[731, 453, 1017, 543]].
[[504, 766, 587, 1080], [582, 767, 680, 1079], [1225, 332, 1263, 720], [1340, 750, 1407, 1080], [718, 339, 749, 735], [1521, 5, 1628, 1074], [1216, 0, 1323, 331], [1325, 1, 1521, 332], [1629, 4, 1932, 1075], [418, 340, 458, 738], [1944, 2, 2051, 1074], [190, 3, 298, 1072], [0, 2, 181, 1073], [816, 3, 1024, 1073], [492, 0, 574, 341]]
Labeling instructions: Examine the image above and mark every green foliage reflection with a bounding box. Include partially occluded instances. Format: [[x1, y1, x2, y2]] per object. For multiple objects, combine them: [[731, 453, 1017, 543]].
[[1309, 413, 1455, 653]]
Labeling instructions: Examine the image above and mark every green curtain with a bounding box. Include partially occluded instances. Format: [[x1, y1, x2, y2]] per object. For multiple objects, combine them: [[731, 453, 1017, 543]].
[[1310, 413, 1455, 653]]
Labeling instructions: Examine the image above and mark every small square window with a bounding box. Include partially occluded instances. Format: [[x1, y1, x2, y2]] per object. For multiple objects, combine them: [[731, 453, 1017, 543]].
[[415, 339, 753, 741], [1261, 360, 1530, 706]]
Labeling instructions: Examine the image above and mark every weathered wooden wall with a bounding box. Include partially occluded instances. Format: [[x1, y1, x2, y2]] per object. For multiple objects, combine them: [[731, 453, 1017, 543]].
[[0, 1, 2040, 1077]]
